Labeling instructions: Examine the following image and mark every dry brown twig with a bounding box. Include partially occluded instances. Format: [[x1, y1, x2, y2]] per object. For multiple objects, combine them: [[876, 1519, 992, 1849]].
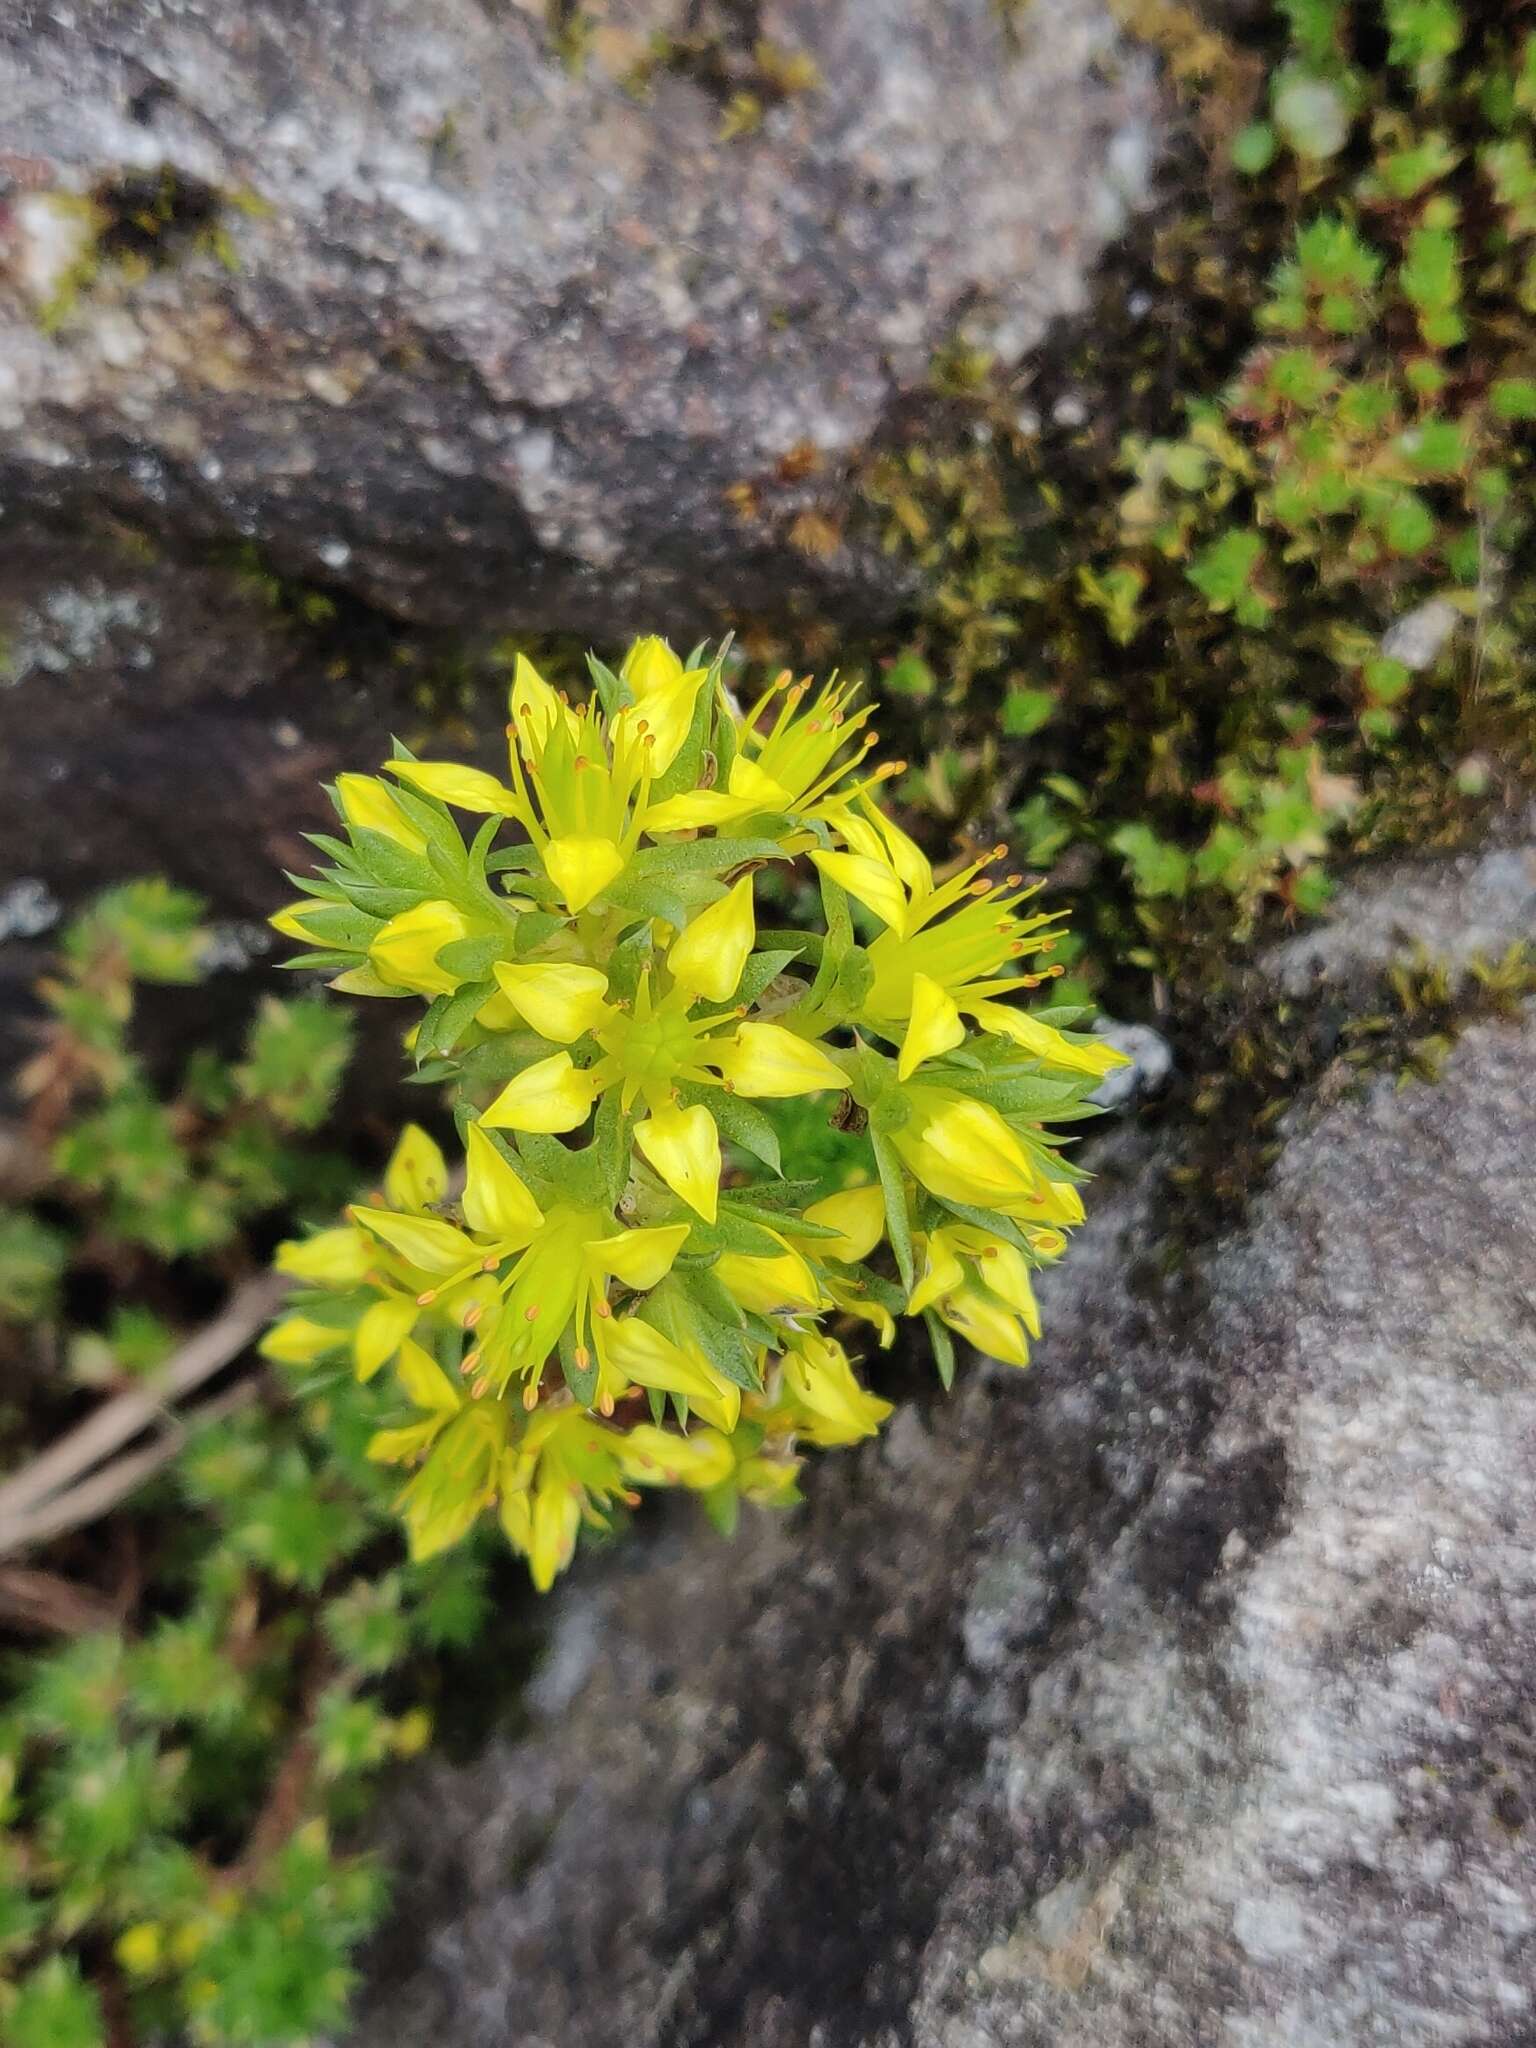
[[0, 1272, 288, 1560]]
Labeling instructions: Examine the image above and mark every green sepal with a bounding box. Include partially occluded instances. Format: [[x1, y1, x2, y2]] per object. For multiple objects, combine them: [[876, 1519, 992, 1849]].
[[923, 1309, 956, 1391], [870, 1126, 916, 1292], [436, 934, 512, 982], [704, 1091, 782, 1175], [416, 981, 494, 1063]]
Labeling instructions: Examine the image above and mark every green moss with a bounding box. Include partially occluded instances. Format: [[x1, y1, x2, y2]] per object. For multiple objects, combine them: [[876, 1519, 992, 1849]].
[[751, 0, 1536, 1034], [38, 170, 234, 331]]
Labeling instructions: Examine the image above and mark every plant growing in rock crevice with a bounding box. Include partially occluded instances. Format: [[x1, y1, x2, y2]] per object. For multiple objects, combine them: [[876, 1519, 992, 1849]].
[[269, 639, 1124, 1588]]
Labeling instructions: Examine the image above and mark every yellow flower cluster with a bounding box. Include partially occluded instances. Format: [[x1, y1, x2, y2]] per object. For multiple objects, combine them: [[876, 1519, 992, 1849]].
[[265, 639, 1125, 1588]]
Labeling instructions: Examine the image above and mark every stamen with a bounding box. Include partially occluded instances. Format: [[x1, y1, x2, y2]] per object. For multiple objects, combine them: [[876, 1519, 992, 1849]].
[[522, 1380, 540, 1409], [460, 1349, 481, 1375], [524, 1305, 540, 1322], [463, 1304, 484, 1328], [416, 1289, 438, 1306]]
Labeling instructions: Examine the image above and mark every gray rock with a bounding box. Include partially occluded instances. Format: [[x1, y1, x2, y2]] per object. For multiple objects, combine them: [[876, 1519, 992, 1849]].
[[0, 0, 1158, 639], [1091, 1018, 1174, 1110], [1263, 805, 1536, 1000], [345, 829, 1536, 2048]]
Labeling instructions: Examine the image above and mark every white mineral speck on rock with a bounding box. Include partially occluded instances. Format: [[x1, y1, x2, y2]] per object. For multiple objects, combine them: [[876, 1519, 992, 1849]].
[[0, 878, 63, 942], [1380, 597, 1459, 672]]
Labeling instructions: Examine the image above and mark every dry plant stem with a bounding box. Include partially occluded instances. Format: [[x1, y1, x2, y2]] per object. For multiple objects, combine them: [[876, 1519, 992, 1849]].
[[0, 1563, 118, 1636], [0, 1272, 286, 1531], [0, 1378, 260, 1559]]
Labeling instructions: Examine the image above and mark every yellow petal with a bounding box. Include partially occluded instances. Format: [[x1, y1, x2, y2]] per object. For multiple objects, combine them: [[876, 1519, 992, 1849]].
[[667, 876, 755, 1002], [893, 1092, 1038, 1210], [621, 638, 709, 774], [898, 972, 965, 1080], [621, 635, 683, 693], [586, 1220, 692, 1291], [475, 988, 521, 1031], [462, 1123, 545, 1242], [601, 1318, 740, 1432], [707, 1020, 846, 1097], [394, 1336, 464, 1414], [491, 961, 611, 1042], [808, 848, 910, 932], [781, 1332, 892, 1444], [328, 965, 408, 997], [545, 834, 625, 913], [620, 1423, 736, 1491], [725, 756, 794, 811], [274, 1226, 372, 1288], [826, 1275, 897, 1348], [634, 1103, 721, 1222], [354, 1294, 419, 1381], [383, 1124, 448, 1210], [968, 1002, 1129, 1078], [965, 1235, 1041, 1335], [907, 1229, 965, 1317], [735, 1452, 802, 1506], [388, 760, 520, 814], [349, 1207, 479, 1276], [800, 1184, 886, 1263], [510, 652, 573, 748], [269, 902, 328, 943], [714, 1240, 825, 1315], [1018, 1179, 1086, 1227], [368, 1418, 450, 1466], [940, 1287, 1031, 1368], [641, 788, 757, 833], [259, 1315, 347, 1366], [369, 900, 471, 996], [528, 1480, 582, 1591], [826, 800, 932, 898], [481, 1051, 599, 1134], [335, 773, 427, 850]]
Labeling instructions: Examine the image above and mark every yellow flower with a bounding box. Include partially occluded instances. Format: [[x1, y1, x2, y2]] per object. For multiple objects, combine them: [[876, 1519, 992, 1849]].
[[393, 1403, 510, 1561], [496, 1406, 637, 1589], [369, 900, 473, 997], [620, 636, 711, 773], [909, 1224, 1040, 1369], [620, 1423, 736, 1491], [334, 772, 427, 851], [386, 655, 662, 915], [714, 1234, 827, 1316], [270, 633, 1110, 1588], [891, 1088, 1043, 1213], [598, 1315, 741, 1432], [642, 672, 896, 832], [814, 826, 1128, 1081], [778, 1332, 892, 1446]]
